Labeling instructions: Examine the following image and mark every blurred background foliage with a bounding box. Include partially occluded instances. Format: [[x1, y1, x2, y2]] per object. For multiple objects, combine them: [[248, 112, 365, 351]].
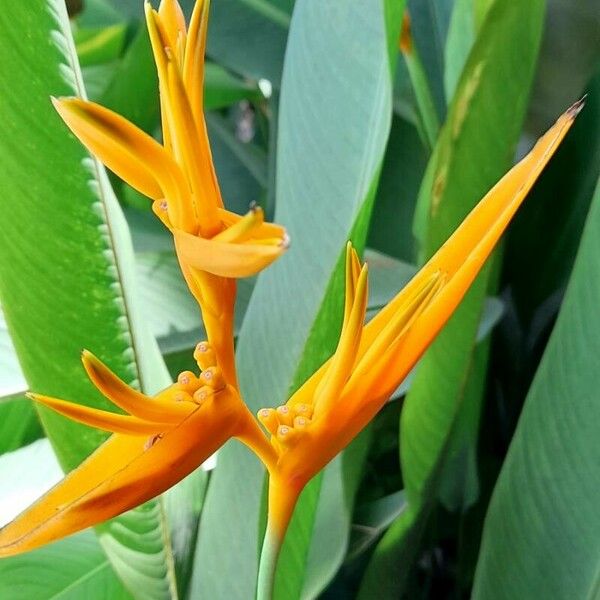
[[0, 0, 599, 598]]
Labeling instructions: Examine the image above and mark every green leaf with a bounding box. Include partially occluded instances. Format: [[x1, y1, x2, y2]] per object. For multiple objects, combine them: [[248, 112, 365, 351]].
[[74, 24, 127, 67], [190, 1, 402, 598], [367, 115, 429, 262], [505, 69, 600, 323], [99, 24, 160, 134], [205, 62, 263, 109], [0, 531, 133, 600], [471, 175, 600, 600], [361, 1, 546, 596], [0, 397, 42, 456], [407, 0, 454, 119], [444, 0, 475, 100], [347, 491, 407, 561], [404, 0, 544, 506], [207, 0, 291, 86], [527, 0, 600, 129], [0, 2, 188, 598], [82, 62, 120, 100], [77, 0, 124, 28]]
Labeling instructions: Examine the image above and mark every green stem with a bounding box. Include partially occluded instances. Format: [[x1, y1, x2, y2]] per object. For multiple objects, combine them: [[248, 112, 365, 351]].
[[256, 525, 283, 600]]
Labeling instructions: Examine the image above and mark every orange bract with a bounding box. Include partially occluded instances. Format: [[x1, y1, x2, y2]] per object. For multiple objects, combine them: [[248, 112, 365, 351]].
[[0, 344, 276, 557], [257, 101, 582, 538], [53, 0, 288, 387]]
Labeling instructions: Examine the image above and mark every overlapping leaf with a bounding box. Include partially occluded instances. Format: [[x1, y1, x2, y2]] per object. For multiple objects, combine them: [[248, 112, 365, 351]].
[[360, 0, 546, 596], [190, 1, 403, 598], [0, 2, 186, 598], [472, 175, 600, 600]]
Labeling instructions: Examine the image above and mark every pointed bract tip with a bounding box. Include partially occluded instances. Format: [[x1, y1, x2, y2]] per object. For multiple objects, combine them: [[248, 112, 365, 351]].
[[80, 348, 95, 364], [567, 95, 587, 118]]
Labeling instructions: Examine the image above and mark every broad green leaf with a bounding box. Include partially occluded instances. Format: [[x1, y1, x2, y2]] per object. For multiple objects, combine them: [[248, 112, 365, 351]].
[[0, 3, 186, 598], [472, 175, 600, 600], [190, 1, 403, 598], [0, 531, 132, 600], [403, 0, 544, 506], [361, 1, 545, 596]]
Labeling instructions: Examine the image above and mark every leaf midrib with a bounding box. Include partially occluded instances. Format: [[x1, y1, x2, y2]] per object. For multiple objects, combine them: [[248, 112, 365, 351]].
[[49, 559, 116, 600]]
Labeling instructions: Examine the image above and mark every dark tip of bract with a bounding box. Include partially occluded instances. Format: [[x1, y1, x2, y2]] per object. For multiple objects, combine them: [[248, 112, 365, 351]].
[[567, 95, 587, 117]]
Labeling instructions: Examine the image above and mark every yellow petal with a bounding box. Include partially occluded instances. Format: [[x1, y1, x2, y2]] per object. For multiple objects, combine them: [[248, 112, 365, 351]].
[[166, 59, 221, 235], [344, 271, 445, 403], [313, 264, 368, 418], [342, 243, 356, 325], [182, 0, 209, 127], [81, 350, 195, 424], [29, 393, 169, 436], [287, 101, 581, 452], [145, 4, 174, 151], [0, 394, 238, 557], [218, 208, 287, 240], [53, 97, 163, 200], [174, 228, 288, 278], [213, 205, 265, 243], [158, 0, 187, 56]]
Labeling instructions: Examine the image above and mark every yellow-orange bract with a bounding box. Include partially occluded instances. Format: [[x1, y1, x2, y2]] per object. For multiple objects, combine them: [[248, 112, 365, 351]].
[[0, 345, 276, 557], [0, 0, 286, 559], [256, 102, 582, 541], [53, 0, 288, 386]]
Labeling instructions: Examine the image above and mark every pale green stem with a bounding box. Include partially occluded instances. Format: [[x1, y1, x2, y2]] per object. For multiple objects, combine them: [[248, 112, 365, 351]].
[[256, 524, 283, 600], [256, 478, 301, 600]]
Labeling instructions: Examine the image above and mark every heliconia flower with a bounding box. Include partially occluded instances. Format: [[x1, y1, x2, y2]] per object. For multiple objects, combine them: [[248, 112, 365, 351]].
[[52, 0, 289, 386], [0, 345, 277, 557], [254, 101, 583, 597]]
